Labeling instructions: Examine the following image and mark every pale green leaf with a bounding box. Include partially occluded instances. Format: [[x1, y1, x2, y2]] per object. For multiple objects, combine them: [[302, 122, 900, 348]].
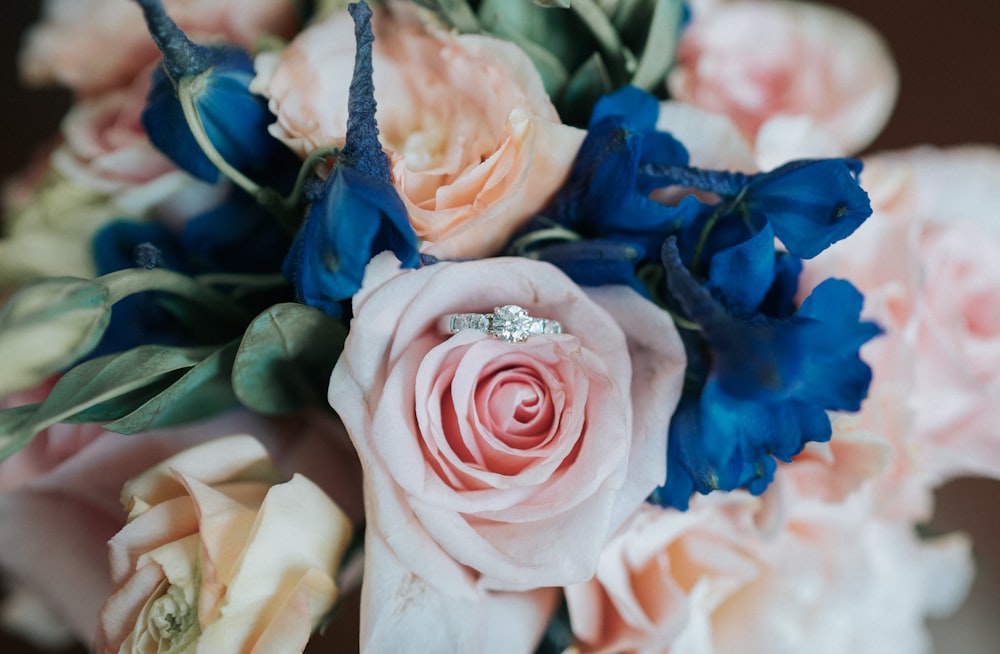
[[0, 344, 218, 459], [232, 303, 347, 415], [560, 53, 615, 125], [630, 0, 684, 90], [0, 278, 111, 395], [103, 341, 240, 434]]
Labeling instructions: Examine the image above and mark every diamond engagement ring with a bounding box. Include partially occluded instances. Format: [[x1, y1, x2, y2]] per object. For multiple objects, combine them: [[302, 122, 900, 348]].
[[442, 305, 563, 343]]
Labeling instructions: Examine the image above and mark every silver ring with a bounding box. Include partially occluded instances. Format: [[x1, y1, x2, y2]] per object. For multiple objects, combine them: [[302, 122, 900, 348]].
[[442, 305, 562, 342]]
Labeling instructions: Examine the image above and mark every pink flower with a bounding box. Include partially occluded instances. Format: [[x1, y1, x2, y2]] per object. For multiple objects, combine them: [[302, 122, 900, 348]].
[[51, 68, 226, 225], [328, 249, 684, 592], [565, 418, 973, 654], [252, 5, 585, 258], [93, 435, 352, 654], [20, 0, 299, 94], [0, 405, 363, 646], [668, 0, 898, 165], [803, 146, 1000, 483]]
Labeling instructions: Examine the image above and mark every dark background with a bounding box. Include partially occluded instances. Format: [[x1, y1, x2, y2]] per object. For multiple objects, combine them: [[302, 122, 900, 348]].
[[2, 1, 999, 652]]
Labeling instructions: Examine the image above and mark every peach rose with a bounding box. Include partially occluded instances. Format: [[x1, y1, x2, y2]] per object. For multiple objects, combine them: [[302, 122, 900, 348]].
[[803, 146, 1000, 483], [0, 405, 363, 646], [252, 5, 585, 258], [93, 435, 352, 654], [20, 0, 298, 94], [565, 418, 972, 654], [668, 0, 897, 166], [329, 252, 685, 599]]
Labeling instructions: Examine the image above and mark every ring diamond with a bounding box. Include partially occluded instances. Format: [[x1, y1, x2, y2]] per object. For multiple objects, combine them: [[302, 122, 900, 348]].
[[443, 305, 562, 342]]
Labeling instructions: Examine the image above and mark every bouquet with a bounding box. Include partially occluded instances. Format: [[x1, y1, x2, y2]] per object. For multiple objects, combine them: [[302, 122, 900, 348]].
[[0, 0, 996, 652]]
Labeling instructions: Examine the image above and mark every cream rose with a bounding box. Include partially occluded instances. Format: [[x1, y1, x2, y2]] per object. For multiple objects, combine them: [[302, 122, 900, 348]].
[[252, 4, 585, 259], [668, 0, 897, 167], [329, 252, 685, 597], [93, 435, 352, 654]]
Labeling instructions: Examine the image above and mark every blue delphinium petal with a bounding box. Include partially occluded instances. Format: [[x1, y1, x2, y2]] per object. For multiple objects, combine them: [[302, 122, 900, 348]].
[[746, 158, 872, 259], [758, 251, 802, 318], [135, 0, 296, 184], [530, 239, 648, 294], [543, 114, 693, 259], [281, 1, 419, 316], [793, 278, 883, 411], [181, 190, 292, 274], [652, 238, 880, 508], [590, 85, 689, 192], [707, 223, 775, 316]]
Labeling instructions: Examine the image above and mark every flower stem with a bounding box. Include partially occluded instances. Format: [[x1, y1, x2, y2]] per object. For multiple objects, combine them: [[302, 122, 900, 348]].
[[178, 76, 262, 197]]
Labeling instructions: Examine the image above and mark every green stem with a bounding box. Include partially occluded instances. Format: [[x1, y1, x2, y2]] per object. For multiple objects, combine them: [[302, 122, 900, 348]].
[[101, 268, 254, 326], [178, 76, 262, 197], [507, 224, 582, 256], [571, 0, 630, 83], [690, 185, 751, 272]]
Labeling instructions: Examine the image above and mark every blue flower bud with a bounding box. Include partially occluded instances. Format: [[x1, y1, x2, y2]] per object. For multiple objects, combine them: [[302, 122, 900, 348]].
[[135, 0, 295, 185], [281, 2, 419, 317]]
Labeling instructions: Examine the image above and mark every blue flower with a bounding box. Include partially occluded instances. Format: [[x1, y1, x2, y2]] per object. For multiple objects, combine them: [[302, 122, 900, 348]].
[[652, 238, 881, 508], [281, 1, 419, 317], [135, 0, 296, 186], [746, 158, 872, 259]]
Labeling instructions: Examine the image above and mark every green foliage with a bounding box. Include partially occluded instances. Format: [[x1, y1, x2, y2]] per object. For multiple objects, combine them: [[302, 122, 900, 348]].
[[0, 344, 233, 459], [232, 303, 348, 415], [0, 278, 112, 395], [472, 0, 687, 125]]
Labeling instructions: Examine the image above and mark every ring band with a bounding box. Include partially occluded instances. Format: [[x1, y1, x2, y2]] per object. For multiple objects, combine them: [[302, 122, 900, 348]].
[[443, 305, 562, 342]]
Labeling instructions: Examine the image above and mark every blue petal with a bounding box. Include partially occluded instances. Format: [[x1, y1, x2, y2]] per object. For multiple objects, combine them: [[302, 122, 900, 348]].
[[590, 85, 660, 131], [758, 252, 802, 318], [530, 239, 648, 293], [181, 190, 291, 274], [137, 0, 296, 185], [747, 158, 872, 259], [700, 379, 832, 492], [707, 223, 776, 316], [283, 167, 418, 316], [793, 278, 882, 411]]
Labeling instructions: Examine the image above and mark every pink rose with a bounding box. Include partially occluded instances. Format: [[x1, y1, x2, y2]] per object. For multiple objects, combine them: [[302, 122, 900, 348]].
[[20, 0, 298, 94], [252, 5, 585, 258], [330, 253, 684, 593], [803, 146, 1000, 482], [0, 406, 363, 646], [668, 0, 897, 165], [50, 68, 226, 225], [94, 435, 352, 654], [565, 419, 972, 654]]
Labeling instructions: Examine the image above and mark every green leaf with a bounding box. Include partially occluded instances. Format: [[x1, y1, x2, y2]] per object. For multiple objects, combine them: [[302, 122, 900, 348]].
[[629, 0, 684, 90], [103, 341, 240, 434], [478, 0, 592, 75], [0, 344, 219, 459], [0, 277, 111, 395], [232, 303, 347, 415], [559, 53, 615, 125], [532, 0, 572, 9]]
